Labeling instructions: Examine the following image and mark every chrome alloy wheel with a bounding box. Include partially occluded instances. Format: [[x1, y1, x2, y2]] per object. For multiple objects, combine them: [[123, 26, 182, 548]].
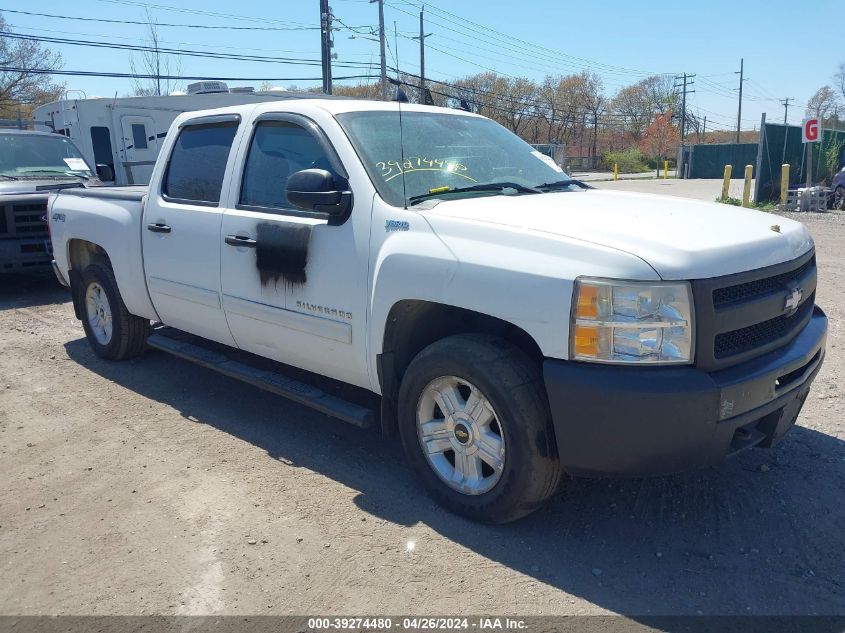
[[416, 376, 506, 495], [85, 282, 113, 345]]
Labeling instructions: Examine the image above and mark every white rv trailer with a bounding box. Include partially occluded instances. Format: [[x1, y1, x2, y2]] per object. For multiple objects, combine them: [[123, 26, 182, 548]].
[[33, 82, 342, 185]]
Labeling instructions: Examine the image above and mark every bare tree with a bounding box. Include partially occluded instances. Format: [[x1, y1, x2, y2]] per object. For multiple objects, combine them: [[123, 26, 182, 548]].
[[806, 85, 839, 124], [610, 83, 651, 140], [582, 73, 606, 158], [641, 75, 678, 115], [0, 13, 64, 118], [129, 11, 182, 96], [835, 62, 845, 103], [537, 73, 587, 145]]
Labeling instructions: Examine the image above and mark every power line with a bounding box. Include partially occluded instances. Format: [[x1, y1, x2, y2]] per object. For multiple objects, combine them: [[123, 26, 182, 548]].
[[9, 24, 377, 58], [0, 66, 378, 82], [0, 31, 374, 69], [0, 8, 321, 31], [392, 0, 671, 79], [388, 2, 666, 86], [92, 0, 316, 28]]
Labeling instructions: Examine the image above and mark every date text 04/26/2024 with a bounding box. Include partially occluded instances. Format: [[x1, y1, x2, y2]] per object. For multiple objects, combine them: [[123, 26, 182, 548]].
[[306, 617, 528, 631]]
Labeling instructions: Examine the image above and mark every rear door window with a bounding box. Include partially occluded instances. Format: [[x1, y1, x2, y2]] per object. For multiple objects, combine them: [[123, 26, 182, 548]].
[[163, 122, 238, 205]]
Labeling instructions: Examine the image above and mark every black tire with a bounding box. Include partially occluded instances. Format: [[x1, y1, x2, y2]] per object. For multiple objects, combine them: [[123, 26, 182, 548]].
[[833, 186, 845, 211], [397, 334, 562, 523], [79, 261, 149, 360]]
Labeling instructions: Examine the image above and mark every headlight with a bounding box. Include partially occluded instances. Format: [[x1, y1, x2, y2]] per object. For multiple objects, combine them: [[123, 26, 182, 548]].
[[571, 278, 694, 364]]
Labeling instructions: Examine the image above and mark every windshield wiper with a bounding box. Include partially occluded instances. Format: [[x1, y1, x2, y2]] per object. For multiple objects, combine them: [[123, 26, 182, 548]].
[[17, 169, 90, 180], [408, 182, 541, 206], [535, 179, 592, 191], [0, 174, 20, 180]]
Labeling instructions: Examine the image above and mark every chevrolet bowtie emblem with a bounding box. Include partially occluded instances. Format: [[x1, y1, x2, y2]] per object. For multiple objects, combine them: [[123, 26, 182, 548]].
[[784, 287, 803, 313]]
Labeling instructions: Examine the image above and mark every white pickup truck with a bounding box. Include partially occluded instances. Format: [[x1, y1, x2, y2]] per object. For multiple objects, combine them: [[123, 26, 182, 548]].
[[48, 99, 827, 523]]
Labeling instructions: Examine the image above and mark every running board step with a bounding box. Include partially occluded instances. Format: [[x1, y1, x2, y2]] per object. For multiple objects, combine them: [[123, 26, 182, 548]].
[[147, 326, 375, 428]]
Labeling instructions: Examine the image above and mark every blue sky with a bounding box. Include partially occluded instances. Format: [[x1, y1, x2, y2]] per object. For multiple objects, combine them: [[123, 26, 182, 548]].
[[3, 0, 840, 131]]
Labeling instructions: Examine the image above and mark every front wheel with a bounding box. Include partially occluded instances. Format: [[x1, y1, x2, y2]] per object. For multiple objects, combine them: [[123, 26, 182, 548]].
[[80, 262, 149, 360], [398, 334, 562, 523]]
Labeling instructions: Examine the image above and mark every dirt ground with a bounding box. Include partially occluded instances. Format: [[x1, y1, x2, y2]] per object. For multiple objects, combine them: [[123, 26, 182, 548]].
[[1, 210, 843, 618]]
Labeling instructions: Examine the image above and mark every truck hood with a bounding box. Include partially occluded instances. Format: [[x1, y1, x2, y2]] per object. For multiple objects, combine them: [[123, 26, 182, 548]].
[[420, 189, 813, 280]]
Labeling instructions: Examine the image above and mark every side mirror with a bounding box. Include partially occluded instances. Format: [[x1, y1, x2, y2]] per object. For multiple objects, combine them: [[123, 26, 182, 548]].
[[96, 164, 115, 182], [285, 169, 351, 217]]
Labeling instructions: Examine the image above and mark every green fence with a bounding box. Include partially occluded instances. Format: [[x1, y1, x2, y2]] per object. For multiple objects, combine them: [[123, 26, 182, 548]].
[[688, 143, 758, 179], [755, 123, 845, 202]]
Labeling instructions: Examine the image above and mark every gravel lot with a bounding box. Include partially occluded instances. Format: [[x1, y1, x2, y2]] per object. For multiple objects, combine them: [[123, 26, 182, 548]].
[[1, 205, 843, 617]]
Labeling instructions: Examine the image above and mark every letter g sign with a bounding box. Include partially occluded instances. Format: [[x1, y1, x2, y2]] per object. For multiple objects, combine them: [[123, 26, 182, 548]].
[[802, 117, 820, 143]]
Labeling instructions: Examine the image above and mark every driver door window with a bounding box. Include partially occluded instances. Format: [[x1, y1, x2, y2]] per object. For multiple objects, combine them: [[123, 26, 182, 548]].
[[239, 120, 335, 212]]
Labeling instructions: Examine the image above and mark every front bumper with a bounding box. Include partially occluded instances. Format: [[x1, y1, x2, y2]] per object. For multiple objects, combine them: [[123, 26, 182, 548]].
[[543, 306, 827, 477], [0, 237, 52, 272]]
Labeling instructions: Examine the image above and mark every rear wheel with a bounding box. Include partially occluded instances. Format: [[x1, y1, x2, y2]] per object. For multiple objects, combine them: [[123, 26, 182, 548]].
[[398, 334, 562, 523], [80, 262, 149, 360], [832, 186, 845, 211]]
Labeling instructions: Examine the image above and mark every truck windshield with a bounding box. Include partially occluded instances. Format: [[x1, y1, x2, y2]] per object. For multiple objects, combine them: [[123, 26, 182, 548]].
[[335, 109, 570, 207], [0, 133, 93, 179]]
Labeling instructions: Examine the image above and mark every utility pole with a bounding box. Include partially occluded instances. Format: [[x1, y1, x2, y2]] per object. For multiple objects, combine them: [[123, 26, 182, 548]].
[[319, 0, 333, 94], [780, 97, 793, 125], [674, 72, 695, 178], [735, 58, 745, 143], [702, 115, 706, 140], [394, 20, 399, 81], [780, 97, 793, 166], [412, 6, 432, 103], [370, 0, 387, 100]]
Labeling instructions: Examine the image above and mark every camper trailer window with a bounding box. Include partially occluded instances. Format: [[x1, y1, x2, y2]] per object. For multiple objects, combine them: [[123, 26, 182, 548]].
[[163, 122, 238, 205], [131, 124, 148, 150], [90, 127, 114, 170]]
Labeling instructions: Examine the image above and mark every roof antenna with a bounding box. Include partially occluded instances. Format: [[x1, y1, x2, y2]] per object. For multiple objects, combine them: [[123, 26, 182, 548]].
[[388, 77, 408, 103], [387, 78, 409, 208], [398, 99, 408, 208]]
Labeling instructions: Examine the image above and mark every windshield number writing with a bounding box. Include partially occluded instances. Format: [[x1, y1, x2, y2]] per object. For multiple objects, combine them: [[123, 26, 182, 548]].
[[376, 157, 474, 182]]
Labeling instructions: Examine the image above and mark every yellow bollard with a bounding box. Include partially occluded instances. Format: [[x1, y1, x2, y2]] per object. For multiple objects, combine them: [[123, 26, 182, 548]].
[[663, 160, 669, 179], [780, 164, 790, 207], [721, 164, 732, 200], [613, 162, 618, 181], [742, 164, 753, 208]]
